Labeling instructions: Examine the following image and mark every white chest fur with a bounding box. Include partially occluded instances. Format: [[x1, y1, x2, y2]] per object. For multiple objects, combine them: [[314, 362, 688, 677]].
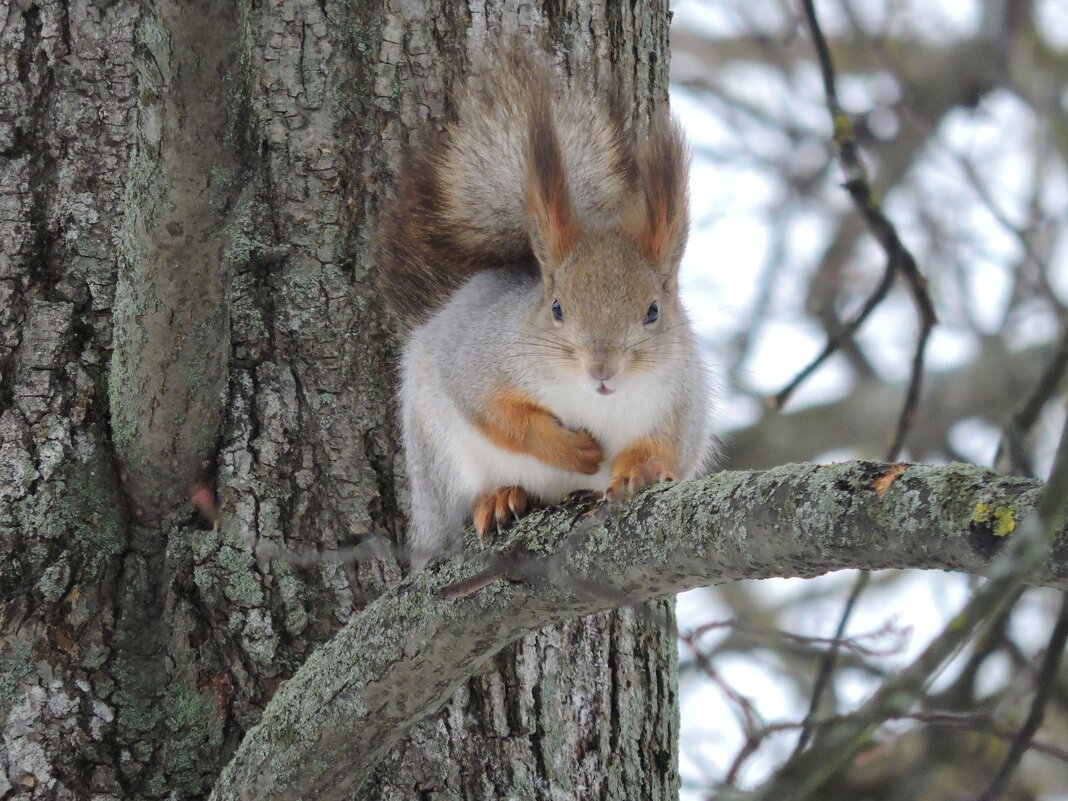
[[532, 366, 677, 453], [439, 366, 679, 503]]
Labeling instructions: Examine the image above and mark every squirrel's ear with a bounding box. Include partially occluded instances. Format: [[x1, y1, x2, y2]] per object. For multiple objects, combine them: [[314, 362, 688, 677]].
[[525, 88, 579, 270], [624, 113, 690, 279]]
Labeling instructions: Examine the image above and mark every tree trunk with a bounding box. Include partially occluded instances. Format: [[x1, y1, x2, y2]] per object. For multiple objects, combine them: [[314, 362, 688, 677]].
[[0, 1, 677, 798]]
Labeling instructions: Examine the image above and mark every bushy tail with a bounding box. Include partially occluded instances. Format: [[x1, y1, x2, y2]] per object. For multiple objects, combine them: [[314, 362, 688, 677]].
[[374, 46, 634, 328]]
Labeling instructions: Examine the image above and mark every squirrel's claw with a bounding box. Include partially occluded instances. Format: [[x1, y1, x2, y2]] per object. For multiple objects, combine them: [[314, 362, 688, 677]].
[[605, 458, 675, 502], [563, 489, 600, 505], [473, 486, 531, 542]]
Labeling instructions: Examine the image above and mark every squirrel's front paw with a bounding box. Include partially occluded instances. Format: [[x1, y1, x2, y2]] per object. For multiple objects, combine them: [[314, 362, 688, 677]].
[[605, 458, 675, 501], [473, 486, 531, 541], [556, 429, 603, 475]]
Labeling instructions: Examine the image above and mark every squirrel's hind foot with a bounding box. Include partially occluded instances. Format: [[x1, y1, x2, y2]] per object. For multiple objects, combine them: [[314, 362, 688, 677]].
[[473, 486, 533, 542]]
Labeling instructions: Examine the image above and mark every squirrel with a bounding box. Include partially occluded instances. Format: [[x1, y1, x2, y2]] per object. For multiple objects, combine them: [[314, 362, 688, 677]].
[[375, 46, 715, 565]]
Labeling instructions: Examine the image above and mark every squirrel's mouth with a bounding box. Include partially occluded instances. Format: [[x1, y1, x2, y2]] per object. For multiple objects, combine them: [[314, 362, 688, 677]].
[[596, 382, 615, 396]]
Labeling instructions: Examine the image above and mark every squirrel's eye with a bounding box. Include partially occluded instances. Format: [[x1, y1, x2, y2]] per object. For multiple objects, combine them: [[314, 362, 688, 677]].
[[551, 299, 563, 322], [644, 302, 659, 325]]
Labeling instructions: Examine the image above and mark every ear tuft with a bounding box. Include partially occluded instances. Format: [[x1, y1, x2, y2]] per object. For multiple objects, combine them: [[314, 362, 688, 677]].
[[525, 83, 579, 268], [625, 113, 690, 273]]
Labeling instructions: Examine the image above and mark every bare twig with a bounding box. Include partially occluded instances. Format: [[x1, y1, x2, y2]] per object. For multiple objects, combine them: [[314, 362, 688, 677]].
[[679, 629, 762, 735], [686, 615, 906, 660], [975, 592, 1068, 801], [903, 712, 1068, 764], [776, 0, 937, 462], [996, 323, 1068, 476], [772, 263, 896, 409], [792, 569, 871, 756]]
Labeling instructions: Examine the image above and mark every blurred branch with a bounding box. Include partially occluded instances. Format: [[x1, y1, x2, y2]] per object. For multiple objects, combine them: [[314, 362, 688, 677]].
[[996, 324, 1068, 476], [726, 341, 1060, 470], [672, 29, 1005, 103], [792, 570, 871, 755], [680, 628, 763, 739], [976, 593, 1068, 801], [929, 584, 1026, 710], [791, 0, 936, 462], [771, 259, 896, 410], [753, 413, 1068, 801], [905, 711, 1068, 765], [687, 616, 905, 660]]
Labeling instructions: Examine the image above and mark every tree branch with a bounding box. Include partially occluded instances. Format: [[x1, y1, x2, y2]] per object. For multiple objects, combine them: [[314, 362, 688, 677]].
[[209, 461, 1067, 801], [109, 0, 242, 519]]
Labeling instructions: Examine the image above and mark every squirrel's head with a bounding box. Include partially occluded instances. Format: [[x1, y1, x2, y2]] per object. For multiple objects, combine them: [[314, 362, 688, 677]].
[[525, 102, 690, 396], [533, 233, 682, 395]]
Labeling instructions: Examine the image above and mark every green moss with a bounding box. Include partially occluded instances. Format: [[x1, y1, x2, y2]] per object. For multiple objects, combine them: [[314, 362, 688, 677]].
[[36, 558, 72, 602], [166, 526, 194, 572], [136, 11, 168, 52], [503, 771, 538, 800], [155, 679, 225, 793], [276, 564, 309, 636], [115, 692, 162, 734], [832, 111, 853, 143], [919, 464, 985, 534], [218, 540, 265, 607], [973, 503, 1017, 537], [226, 230, 269, 267], [145, 772, 167, 796], [72, 467, 124, 559], [193, 564, 217, 596], [194, 524, 223, 557]]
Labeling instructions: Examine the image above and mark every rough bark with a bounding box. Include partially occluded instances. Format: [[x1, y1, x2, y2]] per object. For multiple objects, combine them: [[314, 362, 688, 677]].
[[1, 2, 139, 798], [1, 1, 678, 799], [210, 460, 1067, 801]]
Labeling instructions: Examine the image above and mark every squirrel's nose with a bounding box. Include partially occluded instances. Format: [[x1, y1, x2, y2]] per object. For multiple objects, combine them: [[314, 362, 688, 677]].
[[585, 348, 618, 382]]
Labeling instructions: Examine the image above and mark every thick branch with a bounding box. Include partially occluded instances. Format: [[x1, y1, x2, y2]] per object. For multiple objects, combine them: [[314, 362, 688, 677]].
[[109, 0, 241, 518], [209, 461, 1066, 801]]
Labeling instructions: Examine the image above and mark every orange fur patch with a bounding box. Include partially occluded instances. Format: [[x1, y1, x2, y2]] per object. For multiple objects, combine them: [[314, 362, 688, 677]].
[[476, 391, 603, 474], [608, 438, 677, 500], [473, 494, 496, 537]]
